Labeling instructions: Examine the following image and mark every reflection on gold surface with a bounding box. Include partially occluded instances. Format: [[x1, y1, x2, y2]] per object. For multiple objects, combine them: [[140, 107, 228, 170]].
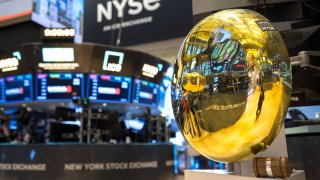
[[172, 9, 292, 162]]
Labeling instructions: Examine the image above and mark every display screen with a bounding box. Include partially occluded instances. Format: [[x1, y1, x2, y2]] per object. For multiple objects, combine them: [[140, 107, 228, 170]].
[[42, 48, 75, 62], [87, 74, 131, 103], [0, 78, 5, 103], [0, 0, 32, 27], [5, 74, 33, 102], [36, 73, 84, 100], [32, 0, 84, 43], [132, 79, 159, 106]]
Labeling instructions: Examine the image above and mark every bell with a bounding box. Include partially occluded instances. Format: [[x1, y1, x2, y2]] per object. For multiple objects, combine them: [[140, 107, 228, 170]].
[[172, 9, 292, 162]]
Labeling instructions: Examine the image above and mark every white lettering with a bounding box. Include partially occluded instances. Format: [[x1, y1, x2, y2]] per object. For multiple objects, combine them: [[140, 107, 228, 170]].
[[64, 163, 83, 171], [6, 88, 23, 96], [129, 161, 158, 169], [47, 86, 72, 93], [105, 163, 128, 170], [113, 0, 128, 18], [139, 91, 153, 99], [98, 87, 120, 95], [38, 63, 79, 70], [97, 0, 160, 22], [143, 0, 161, 11], [44, 29, 75, 37], [97, 2, 112, 22], [107, 63, 122, 72], [0, 57, 19, 70], [142, 64, 159, 77], [128, 0, 143, 15], [84, 163, 105, 170]]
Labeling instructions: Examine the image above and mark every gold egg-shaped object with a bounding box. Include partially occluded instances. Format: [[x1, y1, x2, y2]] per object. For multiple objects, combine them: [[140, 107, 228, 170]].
[[172, 9, 292, 162]]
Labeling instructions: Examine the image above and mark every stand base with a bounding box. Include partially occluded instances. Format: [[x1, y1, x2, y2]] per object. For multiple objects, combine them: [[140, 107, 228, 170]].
[[185, 170, 305, 180]]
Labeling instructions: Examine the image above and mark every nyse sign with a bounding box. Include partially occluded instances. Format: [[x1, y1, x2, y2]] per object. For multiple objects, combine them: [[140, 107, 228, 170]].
[[97, 0, 161, 22], [84, 0, 192, 46]]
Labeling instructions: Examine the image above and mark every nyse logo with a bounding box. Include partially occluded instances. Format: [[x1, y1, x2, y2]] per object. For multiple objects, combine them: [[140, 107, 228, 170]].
[[97, 0, 161, 22], [103, 51, 124, 72]]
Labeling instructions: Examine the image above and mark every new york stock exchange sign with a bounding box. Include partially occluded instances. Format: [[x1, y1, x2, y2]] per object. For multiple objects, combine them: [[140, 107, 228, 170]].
[[83, 0, 193, 46]]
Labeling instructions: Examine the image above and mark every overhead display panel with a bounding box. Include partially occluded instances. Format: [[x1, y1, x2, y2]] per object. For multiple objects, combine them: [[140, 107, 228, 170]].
[[5, 74, 33, 102], [133, 53, 170, 84], [87, 74, 131, 103], [89, 45, 136, 77], [36, 73, 84, 101], [42, 47, 75, 62], [31, 0, 84, 42], [32, 44, 92, 72], [0, 48, 27, 77], [0, 0, 32, 28], [132, 79, 159, 106]]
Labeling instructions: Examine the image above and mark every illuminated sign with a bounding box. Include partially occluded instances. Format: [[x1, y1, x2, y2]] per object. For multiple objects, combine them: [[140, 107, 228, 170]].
[[142, 63, 162, 78], [102, 51, 124, 72], [0, 57, 19, 72], [97, 0, 161, 22], [44, 29, 76, 37], [42, 48, 75, 62]]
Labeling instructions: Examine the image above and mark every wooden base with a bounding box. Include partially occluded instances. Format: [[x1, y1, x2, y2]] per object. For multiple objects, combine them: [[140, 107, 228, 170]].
[[185, 170, 306, 180]]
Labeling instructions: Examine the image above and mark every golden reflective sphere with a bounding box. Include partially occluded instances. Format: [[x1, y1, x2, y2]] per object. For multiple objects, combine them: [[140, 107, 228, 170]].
[[172, 9, 292, 162]]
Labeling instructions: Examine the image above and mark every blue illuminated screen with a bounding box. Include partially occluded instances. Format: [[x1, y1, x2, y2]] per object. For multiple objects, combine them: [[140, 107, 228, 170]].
[[36, 73, 84, 100], [87, 74, 131, 103], [5, 74, 33, 102], [132, 79, 159, 106], [0, 78, 5, 103]]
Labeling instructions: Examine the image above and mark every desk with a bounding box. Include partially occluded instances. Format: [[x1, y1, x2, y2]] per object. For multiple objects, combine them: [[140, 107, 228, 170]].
[[286, 125, 320, 180]]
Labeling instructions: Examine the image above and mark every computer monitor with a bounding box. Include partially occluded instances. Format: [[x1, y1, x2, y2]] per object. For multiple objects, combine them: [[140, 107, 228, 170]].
[[4, 74, 33, 102], [36, 73, 84, 100], [87, 74, 131, 103], [132, 79, 159, 106]]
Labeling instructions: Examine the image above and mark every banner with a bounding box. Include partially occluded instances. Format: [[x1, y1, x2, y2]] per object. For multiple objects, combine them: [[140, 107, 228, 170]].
[[83, 0, 193, 46], [0, 144, 175, 180]]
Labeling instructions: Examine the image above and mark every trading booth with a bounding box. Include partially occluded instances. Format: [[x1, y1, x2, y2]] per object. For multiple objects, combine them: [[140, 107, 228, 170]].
[[0, 42, 175, 180]]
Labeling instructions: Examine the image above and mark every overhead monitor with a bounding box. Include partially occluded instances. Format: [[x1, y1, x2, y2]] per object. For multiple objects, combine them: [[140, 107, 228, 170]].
[[87, 74, 131, 103], [132, 79, 159, 106], [0, 78, 5, 103], [36, 73, 84, 101], [5, 74, 33, 102], [42, 47, 75, 62], [32, 0, 84, 43], [0, 0, 32, 28]]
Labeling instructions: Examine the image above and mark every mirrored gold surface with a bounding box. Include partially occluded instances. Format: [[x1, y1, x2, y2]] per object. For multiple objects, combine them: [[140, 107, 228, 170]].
[[172, 9, 292, 162]]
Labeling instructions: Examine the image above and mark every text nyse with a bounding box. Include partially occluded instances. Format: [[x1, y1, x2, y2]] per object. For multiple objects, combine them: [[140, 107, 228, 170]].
[[97, 0, 161, 22]]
